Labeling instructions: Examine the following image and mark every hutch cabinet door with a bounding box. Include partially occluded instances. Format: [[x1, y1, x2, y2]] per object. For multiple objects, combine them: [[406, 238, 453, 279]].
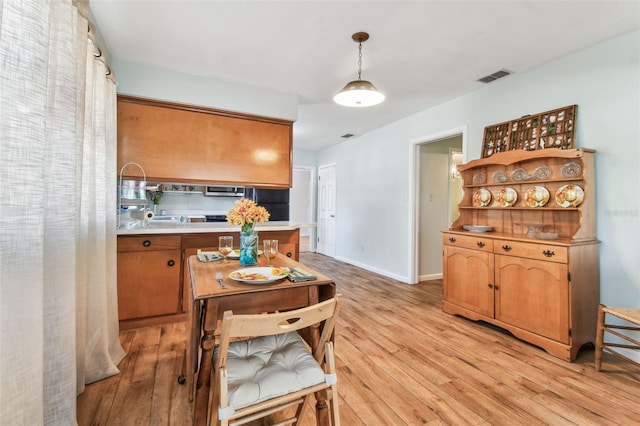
[[494, 255, 569, 344], [443, 246, 495, 317]]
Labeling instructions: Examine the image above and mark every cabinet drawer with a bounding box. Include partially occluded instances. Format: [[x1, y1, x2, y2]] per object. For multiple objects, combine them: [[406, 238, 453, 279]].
[[494, 240, 567, 263], [118, 235, 181, 252], [443, 233, 493, 252]]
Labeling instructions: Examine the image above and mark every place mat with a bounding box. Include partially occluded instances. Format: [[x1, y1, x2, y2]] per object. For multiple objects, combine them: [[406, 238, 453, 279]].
[[197, 251, 222, 263], [287, 268, 317, 282]]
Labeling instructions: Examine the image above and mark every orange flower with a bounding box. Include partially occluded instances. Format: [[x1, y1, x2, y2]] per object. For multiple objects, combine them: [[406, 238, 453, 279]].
[[226, 198, 270, 232]]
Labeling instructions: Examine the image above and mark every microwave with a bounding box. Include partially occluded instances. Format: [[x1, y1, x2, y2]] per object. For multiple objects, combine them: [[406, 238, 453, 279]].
[[204, 186, 245, 197]]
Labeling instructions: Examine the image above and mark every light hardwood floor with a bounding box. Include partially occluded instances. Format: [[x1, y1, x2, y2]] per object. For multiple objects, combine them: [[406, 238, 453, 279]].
[[77, 253, 640, 425]]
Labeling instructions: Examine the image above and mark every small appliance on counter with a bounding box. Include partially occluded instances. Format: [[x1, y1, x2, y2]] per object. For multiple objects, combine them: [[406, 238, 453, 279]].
[[204, 214, 228, 223]]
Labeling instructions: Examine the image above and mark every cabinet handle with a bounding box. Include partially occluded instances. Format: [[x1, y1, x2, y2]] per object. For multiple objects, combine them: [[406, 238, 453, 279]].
[[488, 283, 493, 288], [286, 252, 292, 258], [501, 245, 512, 252], [448, 237, 456, 243], [167, 259, 175, 267], [494, 284, 499, 290], [477, 242, 485, 248], [143, 240, 151, 247], [542, 250, 555, 257]]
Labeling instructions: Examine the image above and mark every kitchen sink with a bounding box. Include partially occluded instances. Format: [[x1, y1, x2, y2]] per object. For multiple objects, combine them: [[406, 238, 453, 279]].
[[151, 216, 179, 222]]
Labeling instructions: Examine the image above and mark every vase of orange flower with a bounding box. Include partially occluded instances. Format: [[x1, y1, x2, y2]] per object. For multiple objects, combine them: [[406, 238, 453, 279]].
[[227, 198, 270, 266]]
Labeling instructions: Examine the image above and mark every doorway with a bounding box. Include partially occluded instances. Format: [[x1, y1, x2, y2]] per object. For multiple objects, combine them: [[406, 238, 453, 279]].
[[291, 167, 315, 252], [317, 164, 336, 258], [409, 127, 466, 284]]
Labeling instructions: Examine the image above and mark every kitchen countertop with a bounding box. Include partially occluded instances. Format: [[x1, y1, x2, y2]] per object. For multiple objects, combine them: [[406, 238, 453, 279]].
[[117, 221, 304, 235]]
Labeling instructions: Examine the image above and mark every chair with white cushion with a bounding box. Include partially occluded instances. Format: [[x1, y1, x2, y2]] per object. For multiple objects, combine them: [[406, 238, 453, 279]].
[[209, 295, 342, 426]]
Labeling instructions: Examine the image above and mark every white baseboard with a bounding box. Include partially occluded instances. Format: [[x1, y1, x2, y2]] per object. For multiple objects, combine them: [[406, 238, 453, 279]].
[[334, 255, 411, 284], [420, 273, 442, 282]]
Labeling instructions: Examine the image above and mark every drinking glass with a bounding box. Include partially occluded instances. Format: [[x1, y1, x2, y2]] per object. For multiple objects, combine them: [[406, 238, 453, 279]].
[[218, 236, 233, 263], [263, 239, 278, 266]]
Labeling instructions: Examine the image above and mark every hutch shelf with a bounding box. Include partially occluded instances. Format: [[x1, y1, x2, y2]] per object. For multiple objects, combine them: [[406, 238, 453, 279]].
[[442, 148, 599, 361]]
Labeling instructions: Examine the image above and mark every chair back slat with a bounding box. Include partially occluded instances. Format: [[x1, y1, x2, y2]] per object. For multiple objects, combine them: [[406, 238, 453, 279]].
[[223, 296, 340, 339]]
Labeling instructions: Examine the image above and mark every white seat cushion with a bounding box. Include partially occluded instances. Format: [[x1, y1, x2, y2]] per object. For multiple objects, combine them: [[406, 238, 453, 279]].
[[216, 331, 325, 409]]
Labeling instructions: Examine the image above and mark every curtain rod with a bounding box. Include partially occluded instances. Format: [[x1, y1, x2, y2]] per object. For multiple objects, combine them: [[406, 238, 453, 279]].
[[87, 21, 116, 83]]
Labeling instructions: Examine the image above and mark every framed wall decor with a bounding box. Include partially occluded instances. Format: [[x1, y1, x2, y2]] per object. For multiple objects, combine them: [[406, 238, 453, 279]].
[[481, 105, 577, 158]]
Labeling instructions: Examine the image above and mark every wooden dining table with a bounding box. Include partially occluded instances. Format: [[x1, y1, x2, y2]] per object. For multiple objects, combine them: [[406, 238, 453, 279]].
[[183, 252, 336, 426]]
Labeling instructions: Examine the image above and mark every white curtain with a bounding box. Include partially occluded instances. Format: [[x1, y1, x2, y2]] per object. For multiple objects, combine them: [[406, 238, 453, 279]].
[[0, 0, 125, 424]]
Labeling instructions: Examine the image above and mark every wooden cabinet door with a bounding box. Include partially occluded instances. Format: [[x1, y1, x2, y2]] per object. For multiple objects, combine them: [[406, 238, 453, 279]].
[[117, 97, 292, 187], [495, 255, 569, 343], [443, 246, 494, 317], [117, 249, 182, 320]]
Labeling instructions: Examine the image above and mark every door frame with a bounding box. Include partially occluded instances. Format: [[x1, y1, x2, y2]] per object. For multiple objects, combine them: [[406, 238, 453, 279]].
[[408, 126, 467, 284], [317, 163, 337, 258], [291, 166, 316, 251]]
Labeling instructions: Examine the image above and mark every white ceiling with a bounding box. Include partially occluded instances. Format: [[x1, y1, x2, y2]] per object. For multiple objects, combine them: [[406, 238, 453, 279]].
[[90, 1, 640, 151]]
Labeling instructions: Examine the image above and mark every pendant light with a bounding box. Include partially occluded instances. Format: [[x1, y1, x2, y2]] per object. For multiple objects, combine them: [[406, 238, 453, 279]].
[[334, 32, 385, 107]]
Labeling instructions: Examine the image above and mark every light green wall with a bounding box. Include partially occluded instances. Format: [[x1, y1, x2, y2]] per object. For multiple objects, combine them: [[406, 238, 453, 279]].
[[317, 31, 640, 309], [112, 59, 298, 121]]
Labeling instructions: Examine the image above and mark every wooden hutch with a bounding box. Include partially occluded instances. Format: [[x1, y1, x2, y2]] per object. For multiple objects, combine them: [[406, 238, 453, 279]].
[[442, 147, 599, 361]]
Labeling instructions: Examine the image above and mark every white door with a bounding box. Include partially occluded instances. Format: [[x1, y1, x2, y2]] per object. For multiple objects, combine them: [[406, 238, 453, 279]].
[[291, 167, 315, 251], [317, 164, 336, 257]]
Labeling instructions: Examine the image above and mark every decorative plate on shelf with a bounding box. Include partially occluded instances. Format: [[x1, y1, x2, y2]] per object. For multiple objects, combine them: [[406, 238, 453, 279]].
[[533, 165, 552, 180], [229, 267, 289, 284], [555, 184, 584, 208], [463, 225, 493, 233], [472, 172, 486, 184], [560, 161, 582, 178], [524, 186, 550, 207], [495, 187, 518, 207], [511, 168, 531, 181], [492, 171, 508, 183], [472, 188, 492, 207]]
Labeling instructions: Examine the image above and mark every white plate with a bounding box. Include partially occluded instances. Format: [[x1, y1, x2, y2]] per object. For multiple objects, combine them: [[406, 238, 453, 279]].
[[495, 187, 518, 207], [463, 225, 493, 233], [555, 184, 584, 208], [524, 186, 550, 207], [472, 188, 492, 207], [229, 267, 289, 284], [217, 249, 262, 259]]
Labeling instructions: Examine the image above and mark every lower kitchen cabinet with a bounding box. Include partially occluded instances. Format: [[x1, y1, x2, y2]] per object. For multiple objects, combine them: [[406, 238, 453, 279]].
[[181, 229, 300, 262], [117, 235, 182, 322], [117, 228, 300, 328], [442, 232, 599, 361]]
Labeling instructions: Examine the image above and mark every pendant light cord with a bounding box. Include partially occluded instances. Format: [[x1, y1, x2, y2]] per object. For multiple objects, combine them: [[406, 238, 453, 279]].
[[357, 41, 363, 81]]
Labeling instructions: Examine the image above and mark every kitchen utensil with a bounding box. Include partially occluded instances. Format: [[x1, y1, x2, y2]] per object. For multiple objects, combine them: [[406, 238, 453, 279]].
[[216, 271, 227, 289]]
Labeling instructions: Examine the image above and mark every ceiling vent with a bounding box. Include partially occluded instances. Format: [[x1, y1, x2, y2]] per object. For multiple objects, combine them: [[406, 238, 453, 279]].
[[341, 133, 355, 138], [477, 69, 513, 84]]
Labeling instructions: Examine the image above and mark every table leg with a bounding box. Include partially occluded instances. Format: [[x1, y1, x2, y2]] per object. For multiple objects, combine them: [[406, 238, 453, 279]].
[[193, 300, 219, 426], [185, 299, 201, 401]]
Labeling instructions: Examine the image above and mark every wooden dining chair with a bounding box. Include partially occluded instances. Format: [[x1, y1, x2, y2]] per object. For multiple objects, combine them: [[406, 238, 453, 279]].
[[209, 294, 342, 426], [595, 304, 640, 371]]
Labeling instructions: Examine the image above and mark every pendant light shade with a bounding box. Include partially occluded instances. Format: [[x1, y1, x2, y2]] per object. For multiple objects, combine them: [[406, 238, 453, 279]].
[[334, 32, 385, 107]]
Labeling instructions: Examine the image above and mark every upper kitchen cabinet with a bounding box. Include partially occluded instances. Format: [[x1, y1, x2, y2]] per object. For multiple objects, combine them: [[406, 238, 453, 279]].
[[117, 95, 293, 188]]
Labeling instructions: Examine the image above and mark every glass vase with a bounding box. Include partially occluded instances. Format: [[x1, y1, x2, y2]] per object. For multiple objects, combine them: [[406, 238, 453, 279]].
[[239, 230, 258, 266]]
